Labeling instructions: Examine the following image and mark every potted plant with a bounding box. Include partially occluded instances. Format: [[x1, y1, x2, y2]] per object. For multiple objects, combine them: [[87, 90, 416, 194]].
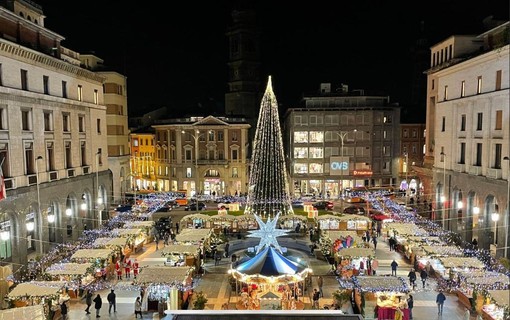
[[332, 289, 351, 311], [192, 291, 208, 310]]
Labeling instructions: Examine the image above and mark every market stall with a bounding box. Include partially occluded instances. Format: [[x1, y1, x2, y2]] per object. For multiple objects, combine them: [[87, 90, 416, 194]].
[[335, 214, 372, 235], [430, 256, 486, 280], [175, 228, 212, 244], [70, 248, 115, 281], [315, 214, 343, 230], [351, 276, 411, 320], [179, 213, 212, 229], [454, 271, 509, 311], [209, 213, 237, 235], [111, 227, 147, 254], [135, 266, 194, 312], [161, 244, 201, 269], [0, 305, 44, 320], [334, 247, 376, 278], [45, 262, 94, 298], [278, 214, 308, 231], [481, 289, 509, 320], [400, 236, 442, 263], [6, 281, 68, 319], [235, 214, 259, 231]]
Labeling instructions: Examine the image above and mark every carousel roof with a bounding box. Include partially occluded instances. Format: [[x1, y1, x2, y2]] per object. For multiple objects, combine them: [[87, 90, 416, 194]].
[[235, 246, 306, 276]]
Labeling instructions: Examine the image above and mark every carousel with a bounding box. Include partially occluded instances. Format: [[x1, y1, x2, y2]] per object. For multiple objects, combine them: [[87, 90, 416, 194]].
[[228, 213, 312, 310]]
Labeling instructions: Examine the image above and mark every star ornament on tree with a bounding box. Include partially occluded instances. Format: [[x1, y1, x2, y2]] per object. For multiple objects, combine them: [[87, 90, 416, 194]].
[[247, 212, 288, 254]]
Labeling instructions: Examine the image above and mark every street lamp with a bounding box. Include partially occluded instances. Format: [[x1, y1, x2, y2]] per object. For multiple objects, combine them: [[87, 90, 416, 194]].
[[503, 156, 510, 258], [440, 151, 447, 229], [335, 130, 356, 198], [182, 130, 210, 213], [35, 155, 43, 254]]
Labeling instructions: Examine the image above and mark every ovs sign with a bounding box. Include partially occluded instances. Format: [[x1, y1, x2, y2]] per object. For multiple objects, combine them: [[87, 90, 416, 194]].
[[329, 156, 349, 175], [330, 160, 348, 170]]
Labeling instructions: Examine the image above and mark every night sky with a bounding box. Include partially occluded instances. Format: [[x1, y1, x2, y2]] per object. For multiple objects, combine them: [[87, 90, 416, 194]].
[[36, 1, 509, 120]]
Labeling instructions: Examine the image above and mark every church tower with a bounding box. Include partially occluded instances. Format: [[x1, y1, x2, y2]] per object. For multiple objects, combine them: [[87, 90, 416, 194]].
[[225, 5, 261, 144]]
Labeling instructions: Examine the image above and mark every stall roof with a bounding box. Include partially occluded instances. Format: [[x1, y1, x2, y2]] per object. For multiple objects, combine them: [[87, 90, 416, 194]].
[[325, 231, 363, 243], [210, 214, 237, 221], [353, 276, 410, 293], [335, 214, 371, 222], [123, 221, 154, 228], [181, 213, 211, 222], [46, 263, 93, 276], [93, 237, 128, 247], [439, 257, 485, 269], [0, 305, 44, 319], [71, 248, 114, 260], [385, 222, 428, 236], [135, 266, 190, 285], [336, 247, 376, 258], [175, 228, 212, 243], [162, 244, 200, 255], [421, 245, 463, 257], [111, 228, 143, 237], [457, 271, 510, 286], [7, 281, 66, 298], [315, 214, 343, 221], [487, 289, 510, 307]]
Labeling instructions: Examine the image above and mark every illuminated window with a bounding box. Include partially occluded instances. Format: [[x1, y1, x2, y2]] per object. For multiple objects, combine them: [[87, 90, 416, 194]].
[[309, 147, 323, 159], [294, 131, 308, 143], [293, 163, 308, 174], [293, 147, 308, 158], [309, 163, 323, 173], [309, 131, 324, 143]]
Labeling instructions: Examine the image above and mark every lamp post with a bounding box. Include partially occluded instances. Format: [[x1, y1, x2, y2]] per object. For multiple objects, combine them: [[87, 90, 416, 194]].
[[503, 156, 510, 258], [440, 151, 447, 229], [335, 130, 356, 199], [182, 130, 210, 213], [404, 152, 409, 206], [96, 151, 102, 226], [35, 155, 43, 254]]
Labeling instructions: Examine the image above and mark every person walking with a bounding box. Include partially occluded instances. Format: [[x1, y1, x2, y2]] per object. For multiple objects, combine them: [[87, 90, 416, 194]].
[[60, 300, 68, 320], [312, 288, 320, 309], [407, 268, 417, 289], [133, 259, 139, 279], [407, 295, 414, 319], [317, 276, 324, 297], [134, 296, 143, 318], [420, 268, 428, 288], [107, 289, 116, 313], [84, 289, 93, 314], [371, 258, 379, 275], [93, 293, 102, 318], [436, 290, 446, 315], [371, 234, 378, 249], [391, 259, 399, 276], [224, 242, 230, 258]]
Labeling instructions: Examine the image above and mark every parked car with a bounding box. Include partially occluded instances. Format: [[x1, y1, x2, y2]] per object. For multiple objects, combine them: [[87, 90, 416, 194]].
[[184, 202, 207, 211], [291, 199, 305, 208], [343, 206, 366, 215], [114, 204, 132, 212], [312, 201, 334, 210]]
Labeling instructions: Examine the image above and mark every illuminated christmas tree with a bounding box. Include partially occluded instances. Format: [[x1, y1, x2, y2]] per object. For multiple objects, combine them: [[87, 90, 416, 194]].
[[244, 76, 294, 216]]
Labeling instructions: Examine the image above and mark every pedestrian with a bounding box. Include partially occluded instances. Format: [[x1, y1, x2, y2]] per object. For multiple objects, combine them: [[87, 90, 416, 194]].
[[225, 242, 230, 258], [107, 289, 116, 313], [436, 290, 446, 315], [389, 236, 396, 251], [134, 296, 143, 318], [408, 268, 417, 289], [60, 300, 68, 320], [84, 289, 93, 314], [317, 276, 323, 297], [175, 222, 179, 233], [93, 293, 102, 318], [371, 234, 378, 249], [115, 259, 122, 280], [371, 258, 379, 275], [407, 295, 414, 319], [391, 259, 398, 276], [124, 258, 131, 279], [420, 268, 428, 288], [472, 238, 478, 250], [133, 259, 139, 279], [312, 288, 320, 309]]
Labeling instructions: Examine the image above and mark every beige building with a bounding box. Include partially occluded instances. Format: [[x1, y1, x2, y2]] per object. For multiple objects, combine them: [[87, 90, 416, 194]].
[[423, 20, 509, 257], [398, 123, 426, 197], [0, 0, 111, 267], [129, 130, 156, 192], [152, 115, 250, 197]]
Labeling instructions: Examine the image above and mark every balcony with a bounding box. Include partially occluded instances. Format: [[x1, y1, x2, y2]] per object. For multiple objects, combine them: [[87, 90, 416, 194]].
[[468, 165, 482, 176]]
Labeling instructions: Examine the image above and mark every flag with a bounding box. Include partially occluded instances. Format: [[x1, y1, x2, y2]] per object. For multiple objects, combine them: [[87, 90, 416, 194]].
[[0, 164, 5, 201]]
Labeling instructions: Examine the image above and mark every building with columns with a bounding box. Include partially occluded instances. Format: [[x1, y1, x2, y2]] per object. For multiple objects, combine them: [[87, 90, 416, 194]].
[[423, 20, 509, 258], [152, 115, 251, 198]]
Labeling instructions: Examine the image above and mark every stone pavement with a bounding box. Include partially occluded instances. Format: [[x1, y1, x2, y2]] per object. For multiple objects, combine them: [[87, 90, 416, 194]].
[[62, 229, 476, 319]]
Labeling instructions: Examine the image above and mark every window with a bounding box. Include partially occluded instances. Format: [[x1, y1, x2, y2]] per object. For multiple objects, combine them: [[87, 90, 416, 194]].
[[293, 163, 307, 174], [218, 150, 224, 160], [132, 139, 139, 147], [496, 70, 502, 90], [494, 143, 502, 169], [432, 79, 435, 90], [294, 131, 308, 143], [232, 167, 238, 178], [186, 168, 192, 178], [0, 143, 9, 177], [94, 89, 99, 104], [77, 85, 83, 101], [232, 149, 238, 161], [62, 113, 70, 132], [208, 131, 215, 141], [495, 110, 502, 130], [309, 147, 323, 159], [47, 142, 55, 171], [97, 119, 101, 134], [460, 114, 466, 131], [0, 106, 6, 130], [412, 130, 417, 138], [477, 76, 482, 94], [444, 85, 448, 101], [21, 109, 32, 131], [218, 131, 224, 142], [309, 131, 324, 143], [459, 142, 465, 164], [403, 129, 408, 138], [43, 75, 49, 94], [293, 147, 308, 158], [231, 131, 238, 142], [383, 115, 392, 123], [0, 63, 3, 86], [78, 115, 85, 132], [461, 81, 465, 97], [325, 115, 339, 125], [21, 69, 28, 90], [309, 163, 323, 173], [185, 149, 192, 161], [97, 148, 102, 166], [24, 142, 34, 174], [441, 117, 446, 132], [62, 81, 67, 98], [65, 141, 72, 168], [80, 141, 86, 167], [43, 111, 53, 131], [476, 113, 483, 131], [475, 143, 482, 166]]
